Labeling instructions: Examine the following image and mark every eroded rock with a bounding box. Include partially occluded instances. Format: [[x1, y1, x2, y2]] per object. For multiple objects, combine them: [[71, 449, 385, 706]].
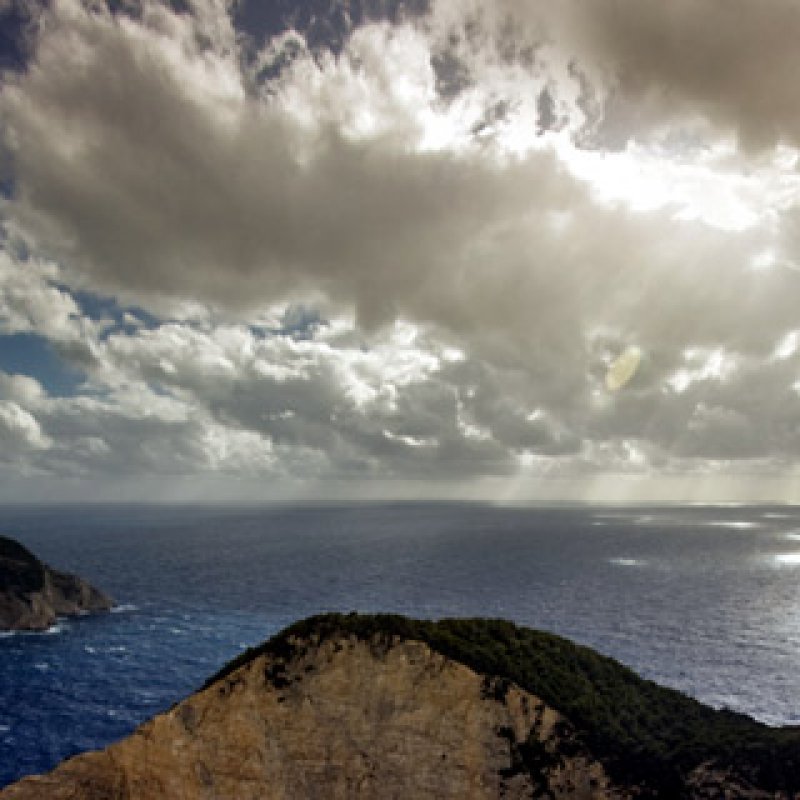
[[0, 535, 112, 631]]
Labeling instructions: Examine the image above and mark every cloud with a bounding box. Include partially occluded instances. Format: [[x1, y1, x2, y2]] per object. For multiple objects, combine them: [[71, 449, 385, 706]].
[[2, 278, 798, 488], [454, 0, 800, 152], [3, 0, 563, 330], [0, 401, 49, 451], [99, 315, 524, 477], [1, 0, 800, 499], [559, 0, 800, 151], [4, 0, 793, 367], [0, 251, 83, 339], [0, 365, 281, 478], [0, 3, 785, 330], [434, 0, 800, 151]]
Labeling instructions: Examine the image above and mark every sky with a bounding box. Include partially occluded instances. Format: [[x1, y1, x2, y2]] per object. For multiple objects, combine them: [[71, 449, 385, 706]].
[[1, 0, 800, 505]]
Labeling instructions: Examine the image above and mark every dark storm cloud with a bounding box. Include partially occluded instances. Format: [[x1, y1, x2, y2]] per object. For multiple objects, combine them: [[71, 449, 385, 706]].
[[432, 0, 800, 149], [555, 0, 800, 150]]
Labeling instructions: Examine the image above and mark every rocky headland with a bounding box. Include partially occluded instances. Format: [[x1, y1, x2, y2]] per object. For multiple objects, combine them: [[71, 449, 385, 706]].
[[0, 535, 113, 631], [3, 613, 800, 798]]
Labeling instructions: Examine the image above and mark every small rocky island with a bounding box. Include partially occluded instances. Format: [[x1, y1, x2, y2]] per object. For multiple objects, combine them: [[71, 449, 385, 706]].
[[0, 535, 112, 631], [3, 613, 800, 798]]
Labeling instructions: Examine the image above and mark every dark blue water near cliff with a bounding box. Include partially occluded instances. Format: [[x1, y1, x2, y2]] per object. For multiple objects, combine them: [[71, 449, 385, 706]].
[[3, 503, 800, 787]]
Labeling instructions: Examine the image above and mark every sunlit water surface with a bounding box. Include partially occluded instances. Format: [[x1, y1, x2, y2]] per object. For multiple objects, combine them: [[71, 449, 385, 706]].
[[2, 503, 800, 786]]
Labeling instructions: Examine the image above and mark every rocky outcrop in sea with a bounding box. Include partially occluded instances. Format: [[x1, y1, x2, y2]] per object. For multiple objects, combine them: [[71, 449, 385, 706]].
[[0, 535, 113, 632]]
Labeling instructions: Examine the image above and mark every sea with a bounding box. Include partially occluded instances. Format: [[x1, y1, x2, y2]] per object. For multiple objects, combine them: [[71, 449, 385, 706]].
[[2, 503, 800, 787]]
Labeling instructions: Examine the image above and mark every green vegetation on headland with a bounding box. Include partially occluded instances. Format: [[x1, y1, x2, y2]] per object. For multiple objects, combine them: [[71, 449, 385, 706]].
[[208, 613, 800, 797]]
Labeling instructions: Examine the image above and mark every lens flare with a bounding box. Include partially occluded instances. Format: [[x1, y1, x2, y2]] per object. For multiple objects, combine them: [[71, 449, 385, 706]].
[[605, 346, 642, 392]]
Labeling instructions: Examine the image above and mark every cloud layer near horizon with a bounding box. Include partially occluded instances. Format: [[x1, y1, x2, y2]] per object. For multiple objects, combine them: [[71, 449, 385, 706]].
[[2, 0, 800, 502]]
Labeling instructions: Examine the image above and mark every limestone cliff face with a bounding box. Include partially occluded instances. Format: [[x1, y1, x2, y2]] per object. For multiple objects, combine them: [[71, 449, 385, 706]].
[[0, 536, 112, 631], [1, 634, 625, 800]]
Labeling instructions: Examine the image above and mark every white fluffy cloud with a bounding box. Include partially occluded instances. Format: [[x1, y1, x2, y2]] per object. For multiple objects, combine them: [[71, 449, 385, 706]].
[[0, 399, 50, 455]]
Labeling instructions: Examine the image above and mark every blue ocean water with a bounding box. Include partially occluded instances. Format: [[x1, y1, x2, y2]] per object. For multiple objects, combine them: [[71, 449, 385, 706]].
[[2, 503, 800, 787]]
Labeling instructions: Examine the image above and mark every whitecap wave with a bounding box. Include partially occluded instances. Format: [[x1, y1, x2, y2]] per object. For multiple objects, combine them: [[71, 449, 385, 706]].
[[16, 621, 66, 636], [706, 520, 760, 530], [773, 553, 800, 566], [690, 502, 745, 507], [110, 604, 138, 614], [609, 557, 646, 567], [41, 622, 65, 635]]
